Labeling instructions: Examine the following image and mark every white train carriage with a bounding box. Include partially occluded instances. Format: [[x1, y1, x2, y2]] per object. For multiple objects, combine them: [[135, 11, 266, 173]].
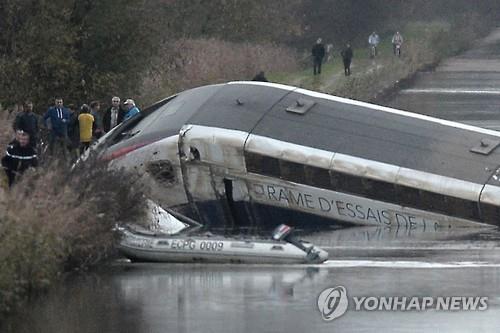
[[96, 82, 500, 229]]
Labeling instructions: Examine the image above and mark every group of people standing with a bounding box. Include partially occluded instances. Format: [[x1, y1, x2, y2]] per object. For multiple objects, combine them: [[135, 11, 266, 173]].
[[1, 96, 141, 188], [311, 31, 404, 76], [311, 38, 354, 77], [312, 38, 327, 75]]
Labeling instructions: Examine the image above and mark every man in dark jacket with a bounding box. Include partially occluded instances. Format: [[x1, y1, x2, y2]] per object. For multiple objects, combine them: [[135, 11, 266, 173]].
[[1, 130, 38, 187], [311, 38, 326, 75], [103, 96, 125, 133], [13, 101, 39, 148], [43, 97, 69, 157], [67, 104, 80, 161], [90, 100, 104, 140], [341, 43, 353, 76]]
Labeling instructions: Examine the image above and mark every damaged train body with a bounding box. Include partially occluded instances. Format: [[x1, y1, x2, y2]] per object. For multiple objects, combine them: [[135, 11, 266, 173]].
[[98, 81, 500, 229]]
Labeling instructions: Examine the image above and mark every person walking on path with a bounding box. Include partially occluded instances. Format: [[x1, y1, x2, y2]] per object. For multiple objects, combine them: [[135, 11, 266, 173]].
[[311, 38, 326, 75], [13, 101, 39, 148], [392, 31, 403, 56], [78, 104, 94, 154], [123, 99, 141, 121], [43, 97, 69, 158], [103, 96, 125, 133], [368, 31, 380, 58], [340, 43, 353, 76]]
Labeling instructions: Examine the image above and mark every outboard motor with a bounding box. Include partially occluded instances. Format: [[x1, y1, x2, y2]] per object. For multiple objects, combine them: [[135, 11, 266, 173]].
[[272, 224, 328, 263]]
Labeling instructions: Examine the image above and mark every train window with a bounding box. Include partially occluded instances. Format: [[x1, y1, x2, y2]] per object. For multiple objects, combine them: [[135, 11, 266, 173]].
[[481, 203, 500, 224], [245, 152, 262, 173], [260, 156, 280, 178], [279, 160, 305, 184], [367, 179, 397, 203], [244, 152, 482, 222], [190, 147, 200, 161], [361, 178, 396, 202], [305, 165, 331, 189], [329, 173, 396, 203], [393, 187, 479, 221], [245, 153, 280, 178], [445, 196, 479, 220], [419, 190, 445, 213], [395, 185, 421, 207], [331, 171, 365, 196]]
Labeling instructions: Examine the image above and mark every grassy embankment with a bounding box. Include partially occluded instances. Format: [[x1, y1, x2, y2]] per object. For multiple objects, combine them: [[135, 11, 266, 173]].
[[271, 21, 481, 102]]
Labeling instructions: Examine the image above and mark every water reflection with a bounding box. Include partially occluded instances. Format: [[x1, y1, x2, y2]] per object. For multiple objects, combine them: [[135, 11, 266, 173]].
[[3, 260, 500, 333], [111, 264, 327, 333], [3, 224, 500, 333], [306, 225, 499, 246], [1, 272, 144, 333]]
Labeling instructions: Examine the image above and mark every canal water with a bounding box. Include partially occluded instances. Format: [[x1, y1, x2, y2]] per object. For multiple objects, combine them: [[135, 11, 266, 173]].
[[3, 227, 500, 333], [385, 27, 500, 130], [4, 28, 500, 333]]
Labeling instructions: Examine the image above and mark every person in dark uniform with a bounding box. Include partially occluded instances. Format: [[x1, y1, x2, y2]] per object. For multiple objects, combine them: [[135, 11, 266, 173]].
[[311, 38, 326, 75], [340, 43, 353, 76], [1, 130, 38, 187]]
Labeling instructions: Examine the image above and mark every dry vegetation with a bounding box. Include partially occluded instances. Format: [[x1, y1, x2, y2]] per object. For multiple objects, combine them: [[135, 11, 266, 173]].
[[140, 39, 300, 102], [0, 109, 14, 149], [0, 114, 148, 314]]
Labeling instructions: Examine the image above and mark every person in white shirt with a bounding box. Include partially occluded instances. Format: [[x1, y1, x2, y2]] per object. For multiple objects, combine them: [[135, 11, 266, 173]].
[[368, 31, 380, 57]]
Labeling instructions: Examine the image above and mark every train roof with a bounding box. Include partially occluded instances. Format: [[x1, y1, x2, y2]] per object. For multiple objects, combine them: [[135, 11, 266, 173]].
[[115, 81, 500, 185]]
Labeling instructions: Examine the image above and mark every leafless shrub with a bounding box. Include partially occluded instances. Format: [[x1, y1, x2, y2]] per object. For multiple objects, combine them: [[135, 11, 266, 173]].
[[0, 155, 148, 314], [0, 109, 15, 149]]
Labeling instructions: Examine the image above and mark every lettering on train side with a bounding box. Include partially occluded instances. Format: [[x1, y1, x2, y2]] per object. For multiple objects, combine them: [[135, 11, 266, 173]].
[[251, 182, 441, 228]]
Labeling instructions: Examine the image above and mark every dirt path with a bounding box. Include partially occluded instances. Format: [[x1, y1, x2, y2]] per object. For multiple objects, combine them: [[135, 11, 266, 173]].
[[281, 45, 406, 101]]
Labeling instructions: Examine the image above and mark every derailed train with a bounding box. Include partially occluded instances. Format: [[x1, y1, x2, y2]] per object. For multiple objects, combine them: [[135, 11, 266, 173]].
[[96, 81, 500, 229]]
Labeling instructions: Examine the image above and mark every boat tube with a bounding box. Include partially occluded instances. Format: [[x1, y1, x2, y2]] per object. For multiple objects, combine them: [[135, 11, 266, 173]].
[[116, 222, 329, 264]]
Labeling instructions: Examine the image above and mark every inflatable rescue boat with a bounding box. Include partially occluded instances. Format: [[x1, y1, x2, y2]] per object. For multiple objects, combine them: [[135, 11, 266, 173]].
[[117, 217, 329, 264]]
